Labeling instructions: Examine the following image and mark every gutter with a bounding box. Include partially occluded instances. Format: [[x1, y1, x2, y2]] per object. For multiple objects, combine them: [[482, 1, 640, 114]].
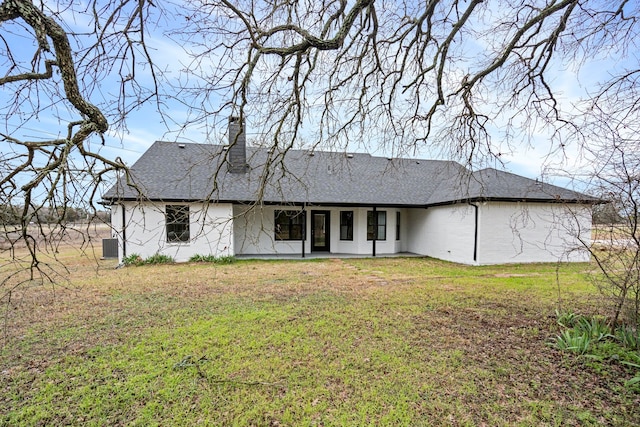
[[121, 203, 127, 260], [102, 195, 601, 209], [102, 198, 430, 209]]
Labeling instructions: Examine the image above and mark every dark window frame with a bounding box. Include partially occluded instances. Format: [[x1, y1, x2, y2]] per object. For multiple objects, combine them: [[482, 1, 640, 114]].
[[339, 211, 354, 241], [367, 210, 387, 241], [166, 205, 190, 243], [396, 211, 401, 241], [275, 210, 305, 241]]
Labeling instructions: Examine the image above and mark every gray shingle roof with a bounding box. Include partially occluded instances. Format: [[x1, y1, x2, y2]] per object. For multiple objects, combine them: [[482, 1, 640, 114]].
[[427, 168, 593, 205], [102, 141, 595, 206]]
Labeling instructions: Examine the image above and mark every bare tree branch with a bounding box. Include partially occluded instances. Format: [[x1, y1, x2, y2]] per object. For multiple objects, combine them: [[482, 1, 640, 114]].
[[0, 0, 161, 301]]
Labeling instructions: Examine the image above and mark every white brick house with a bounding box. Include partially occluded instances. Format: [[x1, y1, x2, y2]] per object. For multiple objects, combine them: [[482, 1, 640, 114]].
[[102, 119, 595, 265]]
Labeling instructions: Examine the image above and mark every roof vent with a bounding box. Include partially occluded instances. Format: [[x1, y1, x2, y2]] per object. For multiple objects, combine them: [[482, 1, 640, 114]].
[[177, 143, 186, 149], [346, 153, 354, 159], [309, 152, 315, 157]]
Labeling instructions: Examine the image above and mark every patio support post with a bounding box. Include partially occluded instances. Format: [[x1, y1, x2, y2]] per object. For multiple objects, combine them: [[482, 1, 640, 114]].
[[372, 206, 377, 257], [301, 204, 306, 258]]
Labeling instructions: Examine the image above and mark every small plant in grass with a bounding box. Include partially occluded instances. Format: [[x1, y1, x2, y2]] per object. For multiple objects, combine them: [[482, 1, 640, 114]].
[[576, 316, 613, 342], [555, 309, 582, 328], [615, 325, 639, 351], [123, 253, 143, 266], [622, 362, 640, 389], [553, 312, 640, 390], [554, 329, 591, 354], [553, 314, 611, 355]]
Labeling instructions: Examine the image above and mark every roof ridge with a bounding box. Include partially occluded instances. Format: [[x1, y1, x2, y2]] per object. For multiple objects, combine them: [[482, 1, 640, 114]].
[[148, 140, 464, 165]]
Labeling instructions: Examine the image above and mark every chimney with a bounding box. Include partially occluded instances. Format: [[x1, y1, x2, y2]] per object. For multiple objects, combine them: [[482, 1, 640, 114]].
[[228, 116, 248, 173]]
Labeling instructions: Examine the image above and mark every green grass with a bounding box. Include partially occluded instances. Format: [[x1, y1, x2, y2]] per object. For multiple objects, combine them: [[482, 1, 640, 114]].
[[1, 256, 638, 425]]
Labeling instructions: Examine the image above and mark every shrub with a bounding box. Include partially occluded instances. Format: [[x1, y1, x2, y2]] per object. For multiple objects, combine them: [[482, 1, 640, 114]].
[[189, 254, 236, 264], [144, 253, 175, 264], [215, 255, 236, 264], [123, 253, 143, 266], [123, 253, 174, 266], [189, 254, 216, 263]]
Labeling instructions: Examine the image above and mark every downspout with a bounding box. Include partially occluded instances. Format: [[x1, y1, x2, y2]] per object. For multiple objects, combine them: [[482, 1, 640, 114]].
[[121, 203, 127, 260], [301, 204, 306, 258], [469, 202, 478, 263], [372, 206, 377, 257]]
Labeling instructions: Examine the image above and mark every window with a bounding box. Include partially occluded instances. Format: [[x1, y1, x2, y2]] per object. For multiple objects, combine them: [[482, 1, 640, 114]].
[[275, 210, 305, 240], [396, 211, 401, 241], [340, 211, 353, 240], [367, 210, 386, 240], [166, 205, 190, 243]]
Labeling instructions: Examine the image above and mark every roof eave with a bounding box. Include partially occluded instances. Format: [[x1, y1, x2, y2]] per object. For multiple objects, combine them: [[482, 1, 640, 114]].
[[424, 196, 602, 208], [100, 196, 427, 208]]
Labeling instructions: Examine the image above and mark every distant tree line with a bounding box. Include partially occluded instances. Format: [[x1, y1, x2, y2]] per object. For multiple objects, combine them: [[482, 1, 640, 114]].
[[0, 205, 110, 226], [592, 203, 626, 225]]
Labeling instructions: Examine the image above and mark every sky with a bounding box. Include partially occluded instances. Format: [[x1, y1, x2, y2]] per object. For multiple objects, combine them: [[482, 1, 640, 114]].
[[1, 0, 637, 200]]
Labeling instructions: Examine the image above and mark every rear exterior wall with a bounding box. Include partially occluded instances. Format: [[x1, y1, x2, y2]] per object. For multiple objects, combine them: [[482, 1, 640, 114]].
[[112, 202, 234, 263], [405, 204, 477, 264], [476, 202, 591, 264]]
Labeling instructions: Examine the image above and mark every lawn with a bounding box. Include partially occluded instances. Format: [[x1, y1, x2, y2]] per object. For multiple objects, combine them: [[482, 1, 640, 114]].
[[1, 248, 638, 426]]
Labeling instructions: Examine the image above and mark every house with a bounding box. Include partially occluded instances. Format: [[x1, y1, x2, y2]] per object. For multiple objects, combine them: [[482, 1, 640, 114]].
[[102, 117, 596, 265]]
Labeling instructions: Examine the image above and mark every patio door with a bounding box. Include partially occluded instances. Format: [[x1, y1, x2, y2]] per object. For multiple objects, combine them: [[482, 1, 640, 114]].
[[311, 211, 330, 252]]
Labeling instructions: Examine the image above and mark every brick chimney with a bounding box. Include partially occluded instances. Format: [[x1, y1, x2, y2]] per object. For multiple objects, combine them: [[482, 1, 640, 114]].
[[228, 116, 248, 173]]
